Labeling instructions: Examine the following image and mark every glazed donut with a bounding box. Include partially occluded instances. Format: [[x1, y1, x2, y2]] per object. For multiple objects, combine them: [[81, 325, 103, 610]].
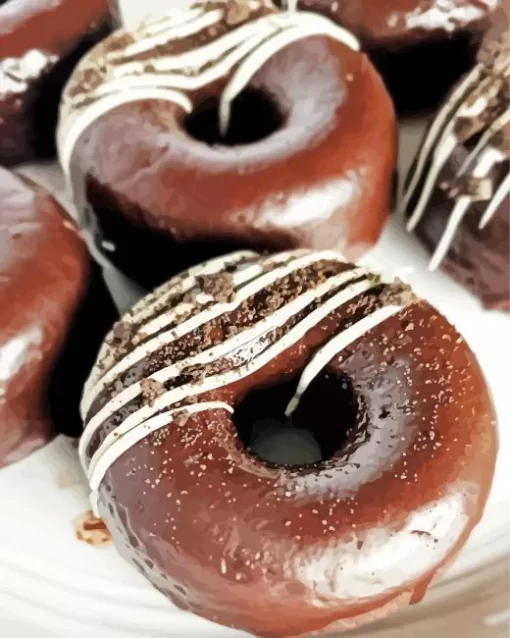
[[57, 0, 396, 292], [0, 167, 116, 467], [0, 0, 111, 165], [81, 249, 497, 637], [294, 0, 504, 112], [402, 22, 510, 312]]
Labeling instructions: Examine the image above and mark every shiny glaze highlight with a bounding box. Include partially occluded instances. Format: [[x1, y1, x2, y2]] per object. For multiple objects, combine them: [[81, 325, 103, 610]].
[[0, 168, 115, 465], [297, 0, 501, 47]]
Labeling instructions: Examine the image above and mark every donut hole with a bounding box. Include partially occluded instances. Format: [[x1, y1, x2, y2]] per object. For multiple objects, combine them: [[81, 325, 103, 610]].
[[234, 370, 363, 466], [184, 88, 284, 146]]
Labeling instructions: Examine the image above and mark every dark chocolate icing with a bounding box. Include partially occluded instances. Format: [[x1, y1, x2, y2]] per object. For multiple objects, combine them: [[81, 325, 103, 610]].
[[0, 167, 116, 466], [81, 249, 497, 637], [0, 0, 111, 165]]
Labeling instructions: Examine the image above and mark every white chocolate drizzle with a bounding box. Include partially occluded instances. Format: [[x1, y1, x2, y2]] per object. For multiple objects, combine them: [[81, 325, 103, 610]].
[[57, 0, 359, 174], [285, 304, 402, 416], [402, 44, 510, 270], [81, 250, 410, 512]]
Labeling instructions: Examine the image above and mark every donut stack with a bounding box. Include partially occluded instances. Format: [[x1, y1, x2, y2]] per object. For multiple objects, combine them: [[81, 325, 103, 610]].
[[1, 0, 506, 636]]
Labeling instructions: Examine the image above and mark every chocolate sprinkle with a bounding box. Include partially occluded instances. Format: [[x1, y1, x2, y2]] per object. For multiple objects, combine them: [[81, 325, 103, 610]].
[[140, 378, 166, 407], [197, 273, 236, 303]]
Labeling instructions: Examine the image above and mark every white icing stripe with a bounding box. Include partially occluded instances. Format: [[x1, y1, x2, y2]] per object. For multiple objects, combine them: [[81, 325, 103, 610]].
[[57, 3, 359, 174], [219, 15, 359, 133], [88, 401, 234, 513], [58, 88, 193, 177], [81, 250, 306, 411], [81, 267, 369, 448], [128, 250, 258, 323], [137, 250, 310, 337], [131, 258, 265, 338], [137, 250, 308, 335], [402, 64, 482, 211], [140, 8, 207, 39], [135, 14, 287, 73], [406, 133, 457, 232], [403, 66, 507, 212], [286, 304, 402, 416], [479, 171, 510, 229], [81, 251, 258, 404], [84, 275, 381, 477], [141, 6, 208, 36], [99, 19, 285, 95], [80, 249, 349, 418], [429, 146, 507, 271], [404, 55, 510, 250], [132, 245, 311, 325], [427, 198, 471, 272]]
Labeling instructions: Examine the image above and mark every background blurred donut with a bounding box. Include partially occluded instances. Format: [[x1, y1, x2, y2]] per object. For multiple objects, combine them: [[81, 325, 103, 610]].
[[293, 0, 505, 112], [57, 0, 396, 292], [402, 20, 510, 311], [0, 0, 111, 165], [0, 167, 116, 466]]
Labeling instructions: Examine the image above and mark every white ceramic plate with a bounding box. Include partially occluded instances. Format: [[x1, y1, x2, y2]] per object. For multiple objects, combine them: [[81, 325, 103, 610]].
[[1, 119, 509, 638]]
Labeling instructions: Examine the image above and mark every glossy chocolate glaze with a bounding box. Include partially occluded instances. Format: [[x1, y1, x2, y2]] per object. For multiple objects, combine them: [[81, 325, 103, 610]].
[[0, 0, 111, 165], [0, 168, 116, 466], [295, 0, 499, 47], [82, 251, 497, 637], [65, 30, 396, 291], [296, 0, 503, 112], [414, 147, 509, 312]]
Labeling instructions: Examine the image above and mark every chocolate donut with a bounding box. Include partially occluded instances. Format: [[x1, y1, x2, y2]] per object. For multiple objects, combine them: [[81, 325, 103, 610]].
[[57, 0, 396, 292], [294, 0, 504, 112], [402, 23, 510, 312], [0, 167, 116, 467], [80, 249, 497, 637], [0, 0, 111, 165]]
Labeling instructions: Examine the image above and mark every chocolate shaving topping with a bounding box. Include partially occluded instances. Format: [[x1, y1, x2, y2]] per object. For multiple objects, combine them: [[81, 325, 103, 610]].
[[441, 176, 494, 202], [111, 321, 136, 349], [493, 125, 510, 156], [173, 410, 191, 427], [197, 273, 236, 302], [140, 378, 166, 407], [68, 66, 105, 100], [454, 71, 509, 145], [454, 114, 486, 143], [225, 0, 252, 25], [379, 280, 416, 308], [479, 22, 510, 72]]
